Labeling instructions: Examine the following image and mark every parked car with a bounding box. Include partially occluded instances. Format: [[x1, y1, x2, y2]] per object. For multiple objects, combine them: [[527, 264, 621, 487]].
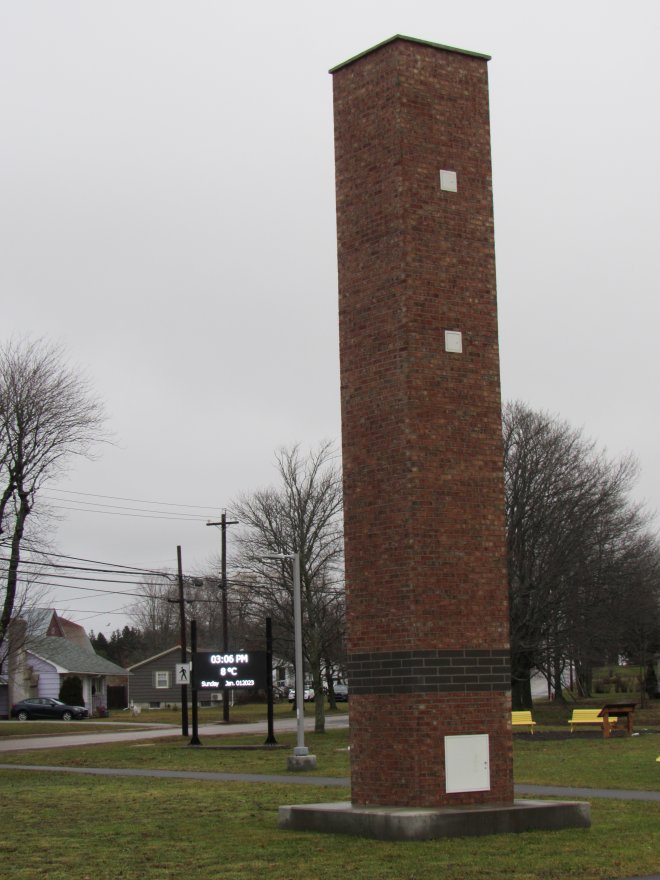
[[11, 698, 88, 721], [333, 684, 349, 702], [288, 688, 315, 703]]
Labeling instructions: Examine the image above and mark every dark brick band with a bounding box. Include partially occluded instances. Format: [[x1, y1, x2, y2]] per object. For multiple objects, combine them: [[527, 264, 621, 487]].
[[347, 649, 511, 695]]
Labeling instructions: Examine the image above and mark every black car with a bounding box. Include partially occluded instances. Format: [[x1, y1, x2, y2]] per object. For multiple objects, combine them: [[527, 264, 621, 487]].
[[11, 697, 88, 721]]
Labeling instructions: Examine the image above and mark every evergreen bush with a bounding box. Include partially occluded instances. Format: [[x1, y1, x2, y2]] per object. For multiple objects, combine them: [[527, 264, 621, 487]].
[[59, 676, 84, 706]]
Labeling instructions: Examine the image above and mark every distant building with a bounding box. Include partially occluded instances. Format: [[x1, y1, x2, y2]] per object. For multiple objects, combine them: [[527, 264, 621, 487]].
[[128, 646, 300, 709], [128, 646, 196, 710]]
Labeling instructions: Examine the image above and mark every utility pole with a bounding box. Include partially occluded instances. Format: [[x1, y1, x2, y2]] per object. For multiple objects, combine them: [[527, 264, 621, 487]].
[[168, 550, 204, 737], [176, 545, 188, 737], [207, 511, 238, 722]]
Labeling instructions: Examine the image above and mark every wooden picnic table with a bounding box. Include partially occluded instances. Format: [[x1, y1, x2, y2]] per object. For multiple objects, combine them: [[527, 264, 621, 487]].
[[599, 702, 636, 737]]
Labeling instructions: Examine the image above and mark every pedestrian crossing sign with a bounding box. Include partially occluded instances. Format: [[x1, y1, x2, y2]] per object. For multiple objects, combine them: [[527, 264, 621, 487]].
[[175, 663, 191, 685]]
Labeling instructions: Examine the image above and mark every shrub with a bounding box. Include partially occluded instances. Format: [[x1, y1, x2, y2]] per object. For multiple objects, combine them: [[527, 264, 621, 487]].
[[59, 676, 84, 706]]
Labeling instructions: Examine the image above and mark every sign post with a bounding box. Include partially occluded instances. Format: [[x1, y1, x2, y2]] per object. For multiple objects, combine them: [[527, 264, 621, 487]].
[[189, 621, 201, 746], [265, 617, 277, 745]]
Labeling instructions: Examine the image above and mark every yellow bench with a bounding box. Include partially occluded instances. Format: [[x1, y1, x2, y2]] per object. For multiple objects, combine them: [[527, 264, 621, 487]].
[[568, 709, 618, 732], [511, 711, 536, 733]]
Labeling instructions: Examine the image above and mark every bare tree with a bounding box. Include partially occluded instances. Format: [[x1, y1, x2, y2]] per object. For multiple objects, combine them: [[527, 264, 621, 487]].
[[503, 401, 657, 708], [0, 338, 106, 667], [127, 567, 264, 663], [0, 565, 51, 675], [231, 442, 344, 733], [615, 537, 660, 707], [128, 574, 180, 657]]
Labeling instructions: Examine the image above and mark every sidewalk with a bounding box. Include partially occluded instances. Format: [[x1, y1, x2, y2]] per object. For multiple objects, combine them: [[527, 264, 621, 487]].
[[1, 761, 659, 804], [1, 758, 659, 804]]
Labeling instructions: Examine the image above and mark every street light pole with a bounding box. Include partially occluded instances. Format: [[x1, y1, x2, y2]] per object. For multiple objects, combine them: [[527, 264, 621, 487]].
[[290, 552, 308, 757], [262, 551, 315, 768]]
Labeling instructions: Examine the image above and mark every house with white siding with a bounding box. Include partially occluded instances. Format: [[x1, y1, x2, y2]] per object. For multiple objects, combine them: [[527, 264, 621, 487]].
[[2, 611, 127, 717]]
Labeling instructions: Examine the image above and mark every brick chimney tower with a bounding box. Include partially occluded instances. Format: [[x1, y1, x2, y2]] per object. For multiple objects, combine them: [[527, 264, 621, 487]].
[[332, 35, 512, 807]]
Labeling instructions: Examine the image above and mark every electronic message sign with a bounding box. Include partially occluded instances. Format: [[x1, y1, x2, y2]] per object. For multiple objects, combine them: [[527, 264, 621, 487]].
[[192, 651, 267, 691]]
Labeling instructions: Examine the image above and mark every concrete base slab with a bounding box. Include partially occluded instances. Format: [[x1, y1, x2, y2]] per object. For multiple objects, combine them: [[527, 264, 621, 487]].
[[287, 754, 317, 771], [279, 799, 591, 840]]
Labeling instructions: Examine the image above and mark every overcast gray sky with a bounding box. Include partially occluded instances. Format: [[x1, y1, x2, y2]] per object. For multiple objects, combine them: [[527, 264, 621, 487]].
[[2, 1, 659, 634]]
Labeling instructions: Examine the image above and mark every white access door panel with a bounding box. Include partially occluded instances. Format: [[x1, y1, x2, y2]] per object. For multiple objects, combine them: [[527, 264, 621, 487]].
[[444, 734, 491, 793]]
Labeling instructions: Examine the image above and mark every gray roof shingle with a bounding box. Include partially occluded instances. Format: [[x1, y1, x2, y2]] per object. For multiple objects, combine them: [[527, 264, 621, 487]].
[[28, 636, 128, 675]]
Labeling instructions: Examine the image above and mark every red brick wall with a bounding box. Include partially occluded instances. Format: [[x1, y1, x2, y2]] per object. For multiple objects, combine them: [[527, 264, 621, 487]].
[[350, 694, 513, 807], [332, 37, 513, 806]]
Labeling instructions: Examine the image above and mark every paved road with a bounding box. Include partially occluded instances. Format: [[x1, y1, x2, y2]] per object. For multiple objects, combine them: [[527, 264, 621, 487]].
[[0, 713, 349, 752]]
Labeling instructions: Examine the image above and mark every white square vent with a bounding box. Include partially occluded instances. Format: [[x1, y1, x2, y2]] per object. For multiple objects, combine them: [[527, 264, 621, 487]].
[[445, 330, 463, 353], [439, 169, 458, 192], [444, 734, 491, 793]]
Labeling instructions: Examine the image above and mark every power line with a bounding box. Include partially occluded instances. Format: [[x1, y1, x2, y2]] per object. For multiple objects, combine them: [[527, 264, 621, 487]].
[[42, 487, 222, 510], [29, 604, 132, 618], [4, 577, 227, 604], [0, 545, 329, 594], [1, 539, 327, 618], [0, 550, 266, 591], [0, 557, 178, 588], [0, 545, 177, 576], [43, 504, 213, 522], [74, 612, 131, 622], [6, 580, 151, 599], [0, 556, 172, 578], [44, 493, 213, 519], [0, 567, 172, 588], [4, 572, 281, 603]]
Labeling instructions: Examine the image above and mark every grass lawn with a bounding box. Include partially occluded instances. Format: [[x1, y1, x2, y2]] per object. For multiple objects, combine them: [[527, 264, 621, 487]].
[[513, 698, 660, 791], [1, 770, 659, 880], [514, 732, 660, 790], [1, 702, 659, 879]]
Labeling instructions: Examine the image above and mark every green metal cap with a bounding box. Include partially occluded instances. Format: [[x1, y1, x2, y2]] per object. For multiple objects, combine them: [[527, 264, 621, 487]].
[[330, 34, 491, 74]]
